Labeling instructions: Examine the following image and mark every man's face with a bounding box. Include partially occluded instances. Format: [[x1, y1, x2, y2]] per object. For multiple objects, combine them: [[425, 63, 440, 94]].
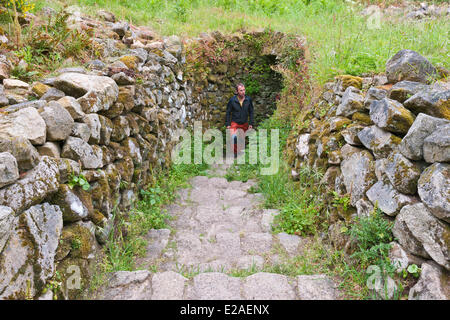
[[237, 85, 245, 98]]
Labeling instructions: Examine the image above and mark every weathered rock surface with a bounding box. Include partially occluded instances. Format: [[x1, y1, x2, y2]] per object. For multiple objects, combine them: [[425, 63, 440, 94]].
[[399, 113, 449, 160], [385, 49, 437, 84], [296, 275, 338, 300], [243, 273, 296, 300], [61, 137, 103, 169], [388, 81, 428, 103], [57, 96, 85, 120], [0, 107, 47, 145], [408, 261, 449, 300], [21, 203, 63, 285], [364, 87, 387, 109], [51, 184, 90, 222], [369, 98, 415, 134], [0, 205, 14, 253], [37, 141, 61, 159], [71, 122, 91, 142], [339, 150, 376, 206], [101, 270, 152, 300], [404, 89, 450, 120], [0, 135, 40, 172], [385, 152, 421, 194], [366, 180, 417, 216], [358, 125, 401, 159], [0, 152, 19, 188], [52, 73, 119, 113], [395, 203, 449, 270], [422, 124, 450, 163], [0, 156, 59, 213], [40, 102, 74, 141], [417, 163, 450, 222], [336, 87, 364, 117]]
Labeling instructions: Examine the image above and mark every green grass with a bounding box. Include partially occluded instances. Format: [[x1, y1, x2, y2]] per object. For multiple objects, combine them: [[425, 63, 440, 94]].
[[32, 0, 449, 84], [97, 161, 208, 273]]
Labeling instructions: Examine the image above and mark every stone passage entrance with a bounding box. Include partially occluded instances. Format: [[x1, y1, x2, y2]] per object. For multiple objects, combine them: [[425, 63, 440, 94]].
[[185, 30, 294, 129]]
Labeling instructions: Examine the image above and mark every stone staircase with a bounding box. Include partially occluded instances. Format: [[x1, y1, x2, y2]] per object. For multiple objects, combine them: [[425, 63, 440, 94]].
[[95, 159, 339, 300]]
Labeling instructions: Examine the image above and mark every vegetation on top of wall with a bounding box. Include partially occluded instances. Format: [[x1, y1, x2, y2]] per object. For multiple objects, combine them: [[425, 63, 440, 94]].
[[29, 0, 448, 85]]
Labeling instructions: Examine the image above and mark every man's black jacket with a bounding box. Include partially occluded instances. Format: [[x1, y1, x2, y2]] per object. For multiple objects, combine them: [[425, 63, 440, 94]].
[[225, 95, 254, 127]]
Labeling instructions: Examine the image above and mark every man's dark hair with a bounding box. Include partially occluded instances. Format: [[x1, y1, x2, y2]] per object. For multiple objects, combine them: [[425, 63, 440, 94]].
[[235, 83, 245, 92]]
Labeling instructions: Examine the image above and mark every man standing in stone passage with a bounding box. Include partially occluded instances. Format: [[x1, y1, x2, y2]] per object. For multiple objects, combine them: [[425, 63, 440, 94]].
[[226, 83, 254, 158]]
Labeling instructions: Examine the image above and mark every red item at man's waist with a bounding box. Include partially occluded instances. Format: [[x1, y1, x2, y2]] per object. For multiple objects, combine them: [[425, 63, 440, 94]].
[[229, 121, 249, 134]]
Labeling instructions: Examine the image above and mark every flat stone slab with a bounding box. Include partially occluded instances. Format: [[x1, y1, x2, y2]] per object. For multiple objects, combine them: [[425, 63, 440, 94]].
[[102, 271, 152, 300], [151, 271, 187, 300], [189, 272, 242, 300], [241, 232, 273, 254], [277, 232, 302, 255], [242, 273, 296, 300], [297, 275, 338, 300]]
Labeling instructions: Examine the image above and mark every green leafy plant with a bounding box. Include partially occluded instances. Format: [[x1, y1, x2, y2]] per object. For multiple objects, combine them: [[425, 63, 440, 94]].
[[331, 191, 350, 212], [71, 238, 82, 250], [402, 264, 421, 279], [68, 173, 90, 191]]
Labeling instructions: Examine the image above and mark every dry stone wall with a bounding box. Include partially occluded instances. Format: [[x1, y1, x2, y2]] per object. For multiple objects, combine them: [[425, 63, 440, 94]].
[[287, 49, 449, 299], [0, 8, 203, 299]]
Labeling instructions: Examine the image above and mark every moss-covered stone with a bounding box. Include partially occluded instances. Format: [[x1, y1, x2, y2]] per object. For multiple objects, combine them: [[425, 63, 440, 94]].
[[335, 75, 363, 90]]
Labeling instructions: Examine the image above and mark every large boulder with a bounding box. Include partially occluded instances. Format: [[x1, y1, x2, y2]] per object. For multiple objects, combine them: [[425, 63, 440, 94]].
[[385, 49, 437, 84], [0, 152, 19, 188], [340, 150, 377, 206], [369, 98, 415, 134], [0, 107, 46, 145], [395, 203, 449, 270], [366, 180, 417, 216], [357, 125, 401, 159], [404, 89, 450, 120], [52, 73, 119, 113], [418, 163, 450, 223], [422, 124, 450, 163], [385, 152, 421, 194], [399, 113, 449, 160], [0, 156, 60, 213], [40, 102, 75, 141], [61, 137, 103, 169], [408, 261, 449, 300]]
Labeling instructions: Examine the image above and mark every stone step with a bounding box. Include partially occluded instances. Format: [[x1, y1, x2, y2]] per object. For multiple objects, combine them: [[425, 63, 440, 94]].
[[98, 270, 339, 300]]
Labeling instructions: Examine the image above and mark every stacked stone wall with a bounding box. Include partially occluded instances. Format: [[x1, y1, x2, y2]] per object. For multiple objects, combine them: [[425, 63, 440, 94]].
[[287, 49, 449, 299]]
